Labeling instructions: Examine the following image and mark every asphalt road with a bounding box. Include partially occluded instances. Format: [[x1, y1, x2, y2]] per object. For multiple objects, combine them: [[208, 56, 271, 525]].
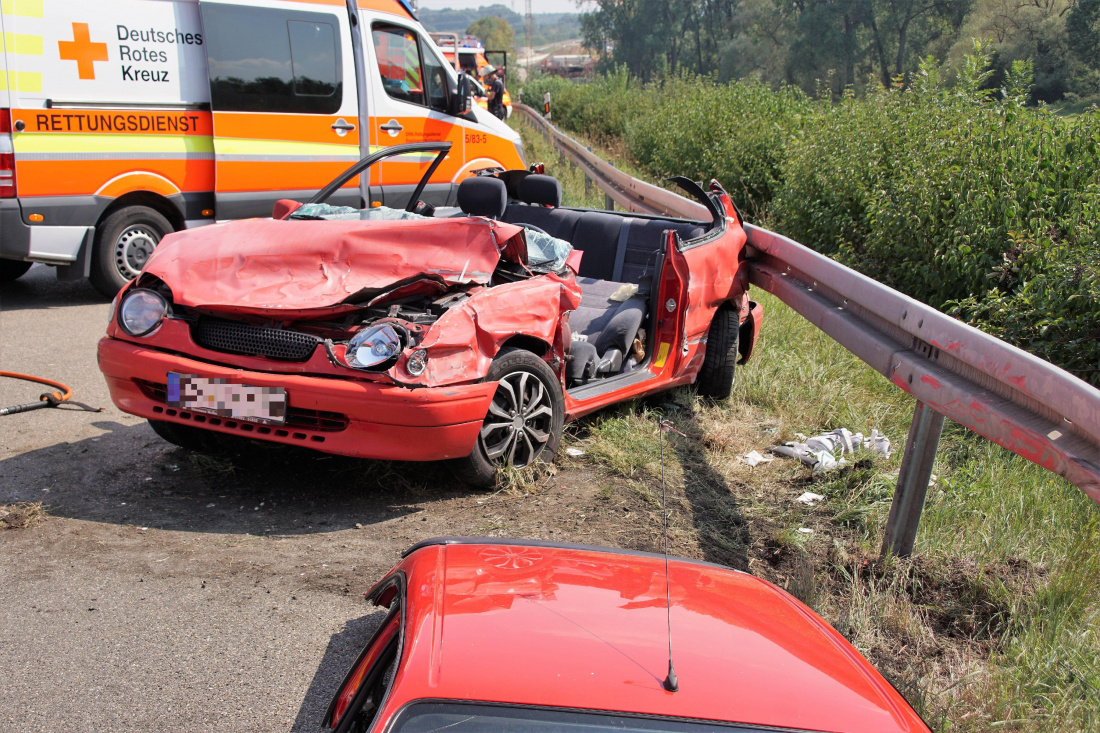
[[0, 266, 487, 731]]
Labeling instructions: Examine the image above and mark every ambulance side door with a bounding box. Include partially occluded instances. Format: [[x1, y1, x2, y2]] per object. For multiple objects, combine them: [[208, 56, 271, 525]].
[[199, 0, 363, 218], [364, 17, 463, 209]]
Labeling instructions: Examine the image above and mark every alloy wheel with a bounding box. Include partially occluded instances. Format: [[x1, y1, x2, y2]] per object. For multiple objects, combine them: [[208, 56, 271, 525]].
[[479, 370, 554, 467]]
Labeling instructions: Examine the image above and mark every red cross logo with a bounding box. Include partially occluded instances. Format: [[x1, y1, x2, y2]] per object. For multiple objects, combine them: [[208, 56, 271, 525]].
[[58, 23, 108, 80]]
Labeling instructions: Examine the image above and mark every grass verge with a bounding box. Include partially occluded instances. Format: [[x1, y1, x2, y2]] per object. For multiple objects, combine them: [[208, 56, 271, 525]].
[[511, 112, 1100, 731]]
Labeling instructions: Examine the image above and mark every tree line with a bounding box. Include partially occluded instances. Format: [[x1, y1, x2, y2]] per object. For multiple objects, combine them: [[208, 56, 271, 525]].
[[581, 0, 1100, 102], [418, 4, 581, 48]]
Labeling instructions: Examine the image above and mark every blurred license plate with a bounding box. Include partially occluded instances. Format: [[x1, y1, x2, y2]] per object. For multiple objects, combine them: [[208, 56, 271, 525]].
[[167, 373, 286, 425]]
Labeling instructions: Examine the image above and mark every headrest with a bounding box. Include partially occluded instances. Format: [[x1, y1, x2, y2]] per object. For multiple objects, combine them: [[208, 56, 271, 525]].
[[518, 174, 562, 207], [457, 176, 507, 218]]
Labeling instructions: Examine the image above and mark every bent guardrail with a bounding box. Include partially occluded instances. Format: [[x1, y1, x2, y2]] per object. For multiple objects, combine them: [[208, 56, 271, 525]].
[[515, 103, 1100, 555]]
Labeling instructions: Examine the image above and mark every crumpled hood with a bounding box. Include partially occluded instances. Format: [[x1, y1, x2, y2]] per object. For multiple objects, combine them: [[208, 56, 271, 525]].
[[142, 216, 527, 310]]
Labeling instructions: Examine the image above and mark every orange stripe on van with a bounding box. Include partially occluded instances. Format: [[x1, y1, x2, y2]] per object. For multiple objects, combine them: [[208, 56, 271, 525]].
[[212, 112, 359, 146], [215, 161, 358, 193], [356, 0, 414, 15], [282, 0, 413, 18], [15, 160, 213, 197]]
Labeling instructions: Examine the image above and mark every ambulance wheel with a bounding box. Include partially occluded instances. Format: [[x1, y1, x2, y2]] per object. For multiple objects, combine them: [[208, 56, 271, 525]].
[[0, 258, 32, 282], [450, 348, 564, 487], [91, 206, 173, 298]]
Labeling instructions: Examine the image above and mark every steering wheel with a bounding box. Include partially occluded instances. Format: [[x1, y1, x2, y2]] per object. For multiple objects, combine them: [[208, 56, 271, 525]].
[[522, 223, 549, 236]]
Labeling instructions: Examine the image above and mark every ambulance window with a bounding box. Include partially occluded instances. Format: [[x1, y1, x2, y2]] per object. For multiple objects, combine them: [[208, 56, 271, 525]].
[[421, 44, 450, 113], [289, 21, 339, 97], [202, 4, 342, 114], [458, 52, 478, 75], [372, 26, 449, 113], [373, 26, 426, 106]]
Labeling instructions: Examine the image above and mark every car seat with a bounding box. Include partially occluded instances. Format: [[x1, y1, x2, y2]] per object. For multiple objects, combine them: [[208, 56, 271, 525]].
[[567, 278, 647, 383], [457, 176, 507, 219]]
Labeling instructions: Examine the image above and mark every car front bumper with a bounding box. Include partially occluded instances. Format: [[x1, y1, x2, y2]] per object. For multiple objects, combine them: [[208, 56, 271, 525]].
[[98, 337, 497, 461]]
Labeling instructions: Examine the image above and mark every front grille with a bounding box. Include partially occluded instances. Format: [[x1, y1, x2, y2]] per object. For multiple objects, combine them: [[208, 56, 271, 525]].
[[194, 318, 319, 362], [136, 379, 349, 432]]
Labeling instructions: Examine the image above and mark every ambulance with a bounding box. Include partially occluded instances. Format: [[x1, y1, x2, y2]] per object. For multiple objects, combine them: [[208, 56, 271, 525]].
[[0, 0, 526, 296], [431, 32, 511, 115]]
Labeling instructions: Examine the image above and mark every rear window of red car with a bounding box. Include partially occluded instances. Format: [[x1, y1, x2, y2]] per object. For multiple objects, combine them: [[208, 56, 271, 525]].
[[389, 702, 829, 733]]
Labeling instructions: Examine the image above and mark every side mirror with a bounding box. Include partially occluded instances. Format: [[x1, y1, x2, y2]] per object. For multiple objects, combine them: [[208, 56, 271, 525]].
[[272, 199, 302, 219], [450, 73, 473, 116]]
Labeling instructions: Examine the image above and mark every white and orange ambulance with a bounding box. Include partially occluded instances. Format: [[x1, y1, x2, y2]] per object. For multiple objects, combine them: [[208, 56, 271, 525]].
[[0, 0, 526, 295], [431, 32, 511, 115]]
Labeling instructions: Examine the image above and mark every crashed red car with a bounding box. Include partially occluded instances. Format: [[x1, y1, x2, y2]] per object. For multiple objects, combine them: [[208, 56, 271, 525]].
[[322, 538, 930, 733], [97, 143, 762, 484]]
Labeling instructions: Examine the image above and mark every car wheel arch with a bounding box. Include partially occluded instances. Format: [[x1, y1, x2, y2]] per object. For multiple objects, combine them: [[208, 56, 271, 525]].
[[497, 334, 551, 360]]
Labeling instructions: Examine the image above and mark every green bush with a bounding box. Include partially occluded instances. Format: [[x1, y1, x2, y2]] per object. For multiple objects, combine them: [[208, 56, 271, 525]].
[[950, 247, 1100, 384], [521, 68, 646, 144], [624, 76, 812, 219], [777, 83, 1100, 305], [521, 59, 1100, 387]]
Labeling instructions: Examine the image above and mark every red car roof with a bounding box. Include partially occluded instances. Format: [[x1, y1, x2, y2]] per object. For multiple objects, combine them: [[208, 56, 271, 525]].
[[380, 540, 928, 733]]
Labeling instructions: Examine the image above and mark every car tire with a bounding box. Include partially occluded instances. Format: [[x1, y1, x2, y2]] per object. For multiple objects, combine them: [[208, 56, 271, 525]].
[[148, 419, 210, 451], [90, 206, 173, 298], [451, 347, 564, 487], [696, 305, 739, 400], [0, 258, 32, 282]]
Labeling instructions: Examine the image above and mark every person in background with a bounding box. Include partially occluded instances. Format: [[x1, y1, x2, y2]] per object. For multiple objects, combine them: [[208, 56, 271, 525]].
[[484, 65, 507, 120]]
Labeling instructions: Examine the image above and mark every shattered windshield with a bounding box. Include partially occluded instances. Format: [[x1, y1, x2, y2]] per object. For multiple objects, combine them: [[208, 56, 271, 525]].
[[524, 227, 572, 272], [289, 203, 430, 222], [287, 202, 573, 273]]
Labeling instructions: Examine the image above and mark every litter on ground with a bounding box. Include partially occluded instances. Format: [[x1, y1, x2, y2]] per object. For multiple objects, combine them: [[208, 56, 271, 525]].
[[565, 447, 586, 457], [739, 450, 774, 467], [767, 428, 891, 475], [795, 492, 825, 505]]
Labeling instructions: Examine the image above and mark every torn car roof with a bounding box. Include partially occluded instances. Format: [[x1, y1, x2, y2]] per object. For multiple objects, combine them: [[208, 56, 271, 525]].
[[142, 217, 528, 310]]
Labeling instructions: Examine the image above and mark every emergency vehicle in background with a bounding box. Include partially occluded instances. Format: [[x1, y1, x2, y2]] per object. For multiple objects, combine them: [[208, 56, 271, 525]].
[[431, 32, 511, 116], [0, 0, 526, 296]]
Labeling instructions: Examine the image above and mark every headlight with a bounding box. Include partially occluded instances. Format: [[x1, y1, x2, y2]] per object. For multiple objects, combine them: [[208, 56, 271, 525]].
[[347, 324, 404, 370], [118, 289, 167, 336], [405, 348, 428, 376]]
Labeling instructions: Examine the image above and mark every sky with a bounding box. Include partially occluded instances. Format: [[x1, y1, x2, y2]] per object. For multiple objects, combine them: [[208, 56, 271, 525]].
[[416, 1, 595, 13]]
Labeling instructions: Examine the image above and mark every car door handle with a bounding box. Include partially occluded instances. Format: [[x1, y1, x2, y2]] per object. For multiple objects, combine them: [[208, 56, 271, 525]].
[[331, 119, 356, 132], [379, 120, 404, 132]]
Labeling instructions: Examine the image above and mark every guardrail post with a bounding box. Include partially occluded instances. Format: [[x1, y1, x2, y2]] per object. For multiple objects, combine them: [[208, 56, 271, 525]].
[[605, 162, 615, 211], [544, 91, 551, 121], [881, 400, 945, 557], [585, 146, 593, 198]]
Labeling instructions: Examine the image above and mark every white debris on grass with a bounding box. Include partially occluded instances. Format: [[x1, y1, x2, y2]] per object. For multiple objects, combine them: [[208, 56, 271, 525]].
[[767, 428, 892, 475], [797, 527, 814, 534], [738, 450, 774, 467], [565, 447, 586, 457], [795, 492, 825, 505]]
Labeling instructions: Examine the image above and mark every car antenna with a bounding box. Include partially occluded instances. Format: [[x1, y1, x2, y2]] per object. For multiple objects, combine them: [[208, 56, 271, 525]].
[[659, 417, 685, 692]]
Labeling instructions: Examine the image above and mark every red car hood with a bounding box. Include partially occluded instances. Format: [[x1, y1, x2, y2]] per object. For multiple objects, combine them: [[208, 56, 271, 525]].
[[142, 216, 527, 311]]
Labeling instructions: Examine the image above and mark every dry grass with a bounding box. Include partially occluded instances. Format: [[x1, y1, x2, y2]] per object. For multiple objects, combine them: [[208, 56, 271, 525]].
[[0, 501, 45, 530]]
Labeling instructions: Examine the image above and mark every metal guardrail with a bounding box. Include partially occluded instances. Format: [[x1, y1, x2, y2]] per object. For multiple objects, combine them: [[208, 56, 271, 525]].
[[515, 103, 1100, 554]]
